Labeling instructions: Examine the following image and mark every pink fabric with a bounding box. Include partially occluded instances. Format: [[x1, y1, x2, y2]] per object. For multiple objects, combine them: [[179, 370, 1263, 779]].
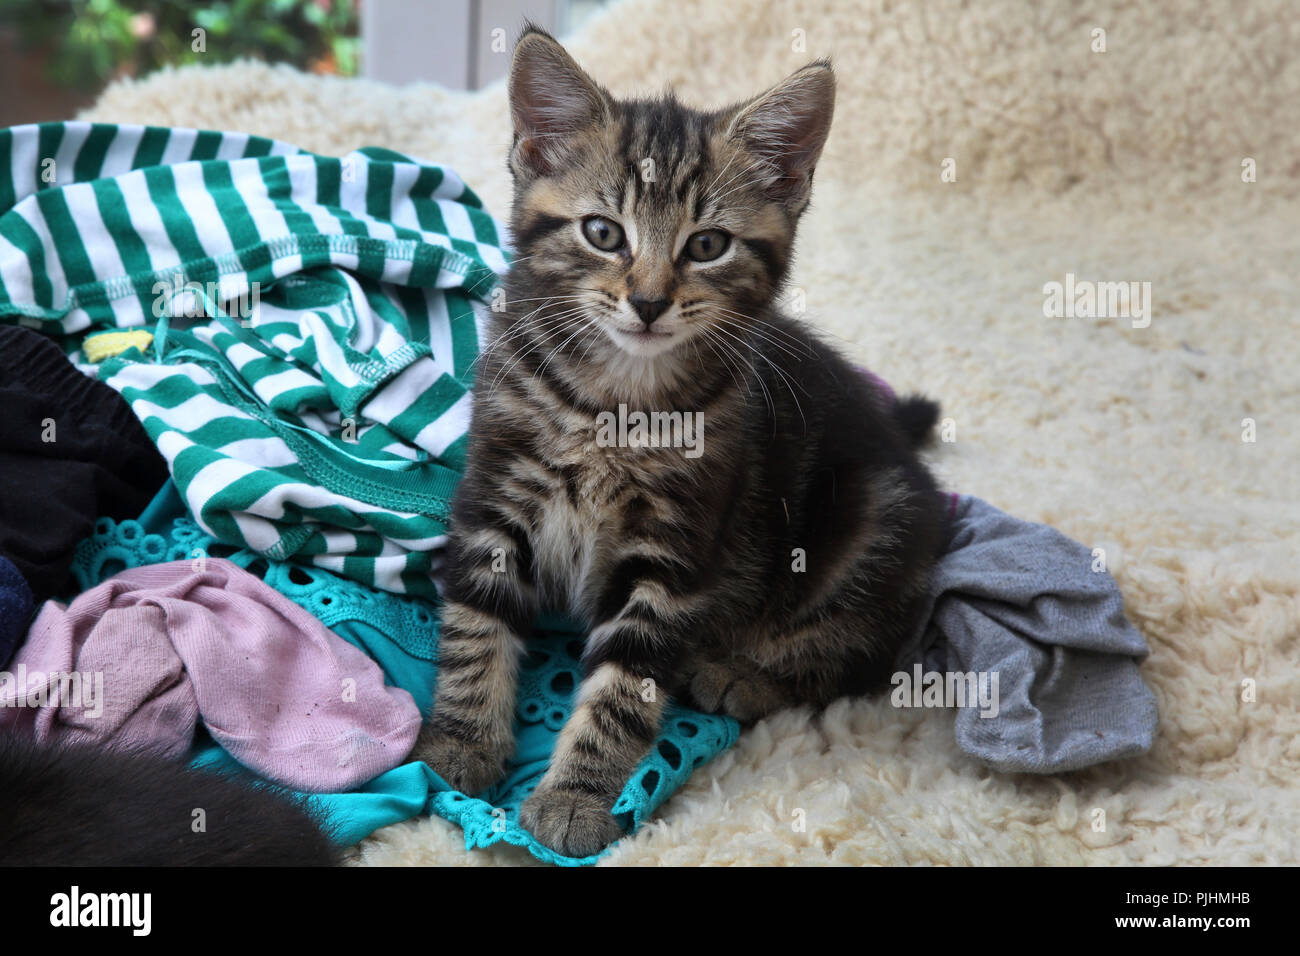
[[0, 560, 421, 791]]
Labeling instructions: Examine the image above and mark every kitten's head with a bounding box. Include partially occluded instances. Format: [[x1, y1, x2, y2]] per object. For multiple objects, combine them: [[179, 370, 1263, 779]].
[[501, 27, 834, 370]]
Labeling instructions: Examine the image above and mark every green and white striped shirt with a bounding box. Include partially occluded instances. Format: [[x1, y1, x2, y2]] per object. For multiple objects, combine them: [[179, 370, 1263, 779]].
[[0, 122, 511, 599]]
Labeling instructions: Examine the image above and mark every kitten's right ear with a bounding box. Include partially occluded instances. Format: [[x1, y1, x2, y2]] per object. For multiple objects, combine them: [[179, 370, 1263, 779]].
[[508, 27, 610, 179]]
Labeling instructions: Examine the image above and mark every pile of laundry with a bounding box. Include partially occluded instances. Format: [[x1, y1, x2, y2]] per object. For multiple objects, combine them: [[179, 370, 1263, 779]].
[[0, 121, 1159, 866], [0, 122, 737, 866]]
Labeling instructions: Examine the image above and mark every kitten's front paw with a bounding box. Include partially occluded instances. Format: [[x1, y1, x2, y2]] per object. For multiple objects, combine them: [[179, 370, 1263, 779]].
[[690, 660, 790, 724], [519, 786, 623, 857], [411, 721, 510, 795]]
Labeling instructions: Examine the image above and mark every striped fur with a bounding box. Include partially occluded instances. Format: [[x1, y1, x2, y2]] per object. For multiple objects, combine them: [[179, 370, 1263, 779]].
[[414, 27, 947, 857]]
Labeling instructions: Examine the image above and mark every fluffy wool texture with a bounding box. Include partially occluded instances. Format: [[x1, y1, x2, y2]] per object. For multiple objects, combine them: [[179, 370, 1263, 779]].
[[81, 0, 1299, 865]]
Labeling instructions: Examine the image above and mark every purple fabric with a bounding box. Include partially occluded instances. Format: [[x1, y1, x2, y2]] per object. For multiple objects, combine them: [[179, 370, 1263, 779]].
[[854, 363, 898, 407], [852, 365, 956, 515], [0, 560, 421, 791], [864, 371, 897, 406]]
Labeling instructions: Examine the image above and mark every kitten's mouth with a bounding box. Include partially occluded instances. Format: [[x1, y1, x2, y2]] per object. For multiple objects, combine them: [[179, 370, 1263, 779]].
[[608, 324, 679, 356], [624, 328, 672, 340]]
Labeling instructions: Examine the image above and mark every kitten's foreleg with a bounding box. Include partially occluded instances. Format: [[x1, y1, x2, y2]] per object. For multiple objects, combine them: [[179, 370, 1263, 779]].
[[413, 524, 534, 795], [520, 558, 691, 856], [519, 660, 662, 856]]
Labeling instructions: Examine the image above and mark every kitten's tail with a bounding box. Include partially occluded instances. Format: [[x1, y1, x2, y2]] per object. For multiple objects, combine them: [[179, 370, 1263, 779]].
[[892, 394, 942, 447], [0, 736, 342, 866]]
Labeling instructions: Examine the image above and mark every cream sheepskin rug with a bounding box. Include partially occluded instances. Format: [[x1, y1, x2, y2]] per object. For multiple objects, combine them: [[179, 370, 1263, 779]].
[[82, 0, 1299, 865]]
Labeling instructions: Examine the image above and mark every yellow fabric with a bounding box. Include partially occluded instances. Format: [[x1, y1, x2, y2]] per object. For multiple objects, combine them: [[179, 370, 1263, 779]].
[[83, 330, 153, 363]]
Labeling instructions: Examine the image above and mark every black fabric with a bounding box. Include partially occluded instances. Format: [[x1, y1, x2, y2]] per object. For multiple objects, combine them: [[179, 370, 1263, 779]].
[[0, 555, 32, 668], [0, 327, 169, 604]]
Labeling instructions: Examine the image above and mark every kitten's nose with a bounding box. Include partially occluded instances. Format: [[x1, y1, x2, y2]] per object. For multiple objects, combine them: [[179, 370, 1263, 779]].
[[629, 295, 671, 327]]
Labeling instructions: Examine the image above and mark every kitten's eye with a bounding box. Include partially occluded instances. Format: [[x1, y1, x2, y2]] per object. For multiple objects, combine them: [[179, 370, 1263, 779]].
[[582, 216, 625, 252], [685, 229, 730, 262]]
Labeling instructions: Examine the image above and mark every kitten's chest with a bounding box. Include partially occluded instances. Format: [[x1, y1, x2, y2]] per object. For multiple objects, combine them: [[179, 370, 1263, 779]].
[[527, 423, 675, 615]]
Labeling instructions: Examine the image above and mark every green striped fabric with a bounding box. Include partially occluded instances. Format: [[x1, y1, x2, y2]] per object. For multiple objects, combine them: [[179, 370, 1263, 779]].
[[0, 122, 511, 599]]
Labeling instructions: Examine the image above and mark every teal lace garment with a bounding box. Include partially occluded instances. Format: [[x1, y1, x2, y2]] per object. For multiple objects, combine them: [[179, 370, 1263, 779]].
[[69, 482, 739, 865]]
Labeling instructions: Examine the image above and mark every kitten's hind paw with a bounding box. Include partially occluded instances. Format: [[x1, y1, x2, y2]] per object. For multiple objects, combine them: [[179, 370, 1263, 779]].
[[689, 660, 791, 724], [519, 786, 623, 858], [410, 721, 510, 795]]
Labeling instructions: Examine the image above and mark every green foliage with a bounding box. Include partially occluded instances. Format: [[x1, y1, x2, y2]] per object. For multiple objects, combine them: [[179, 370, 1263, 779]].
[[0, 0, 360, 90]]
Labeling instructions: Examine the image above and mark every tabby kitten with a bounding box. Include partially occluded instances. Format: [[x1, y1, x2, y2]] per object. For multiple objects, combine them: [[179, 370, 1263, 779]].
[[414, 27, 947, 857]]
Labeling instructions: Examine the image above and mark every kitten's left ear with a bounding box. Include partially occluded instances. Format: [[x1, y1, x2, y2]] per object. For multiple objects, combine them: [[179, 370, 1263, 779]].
[[726, 61, 836, 209]]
